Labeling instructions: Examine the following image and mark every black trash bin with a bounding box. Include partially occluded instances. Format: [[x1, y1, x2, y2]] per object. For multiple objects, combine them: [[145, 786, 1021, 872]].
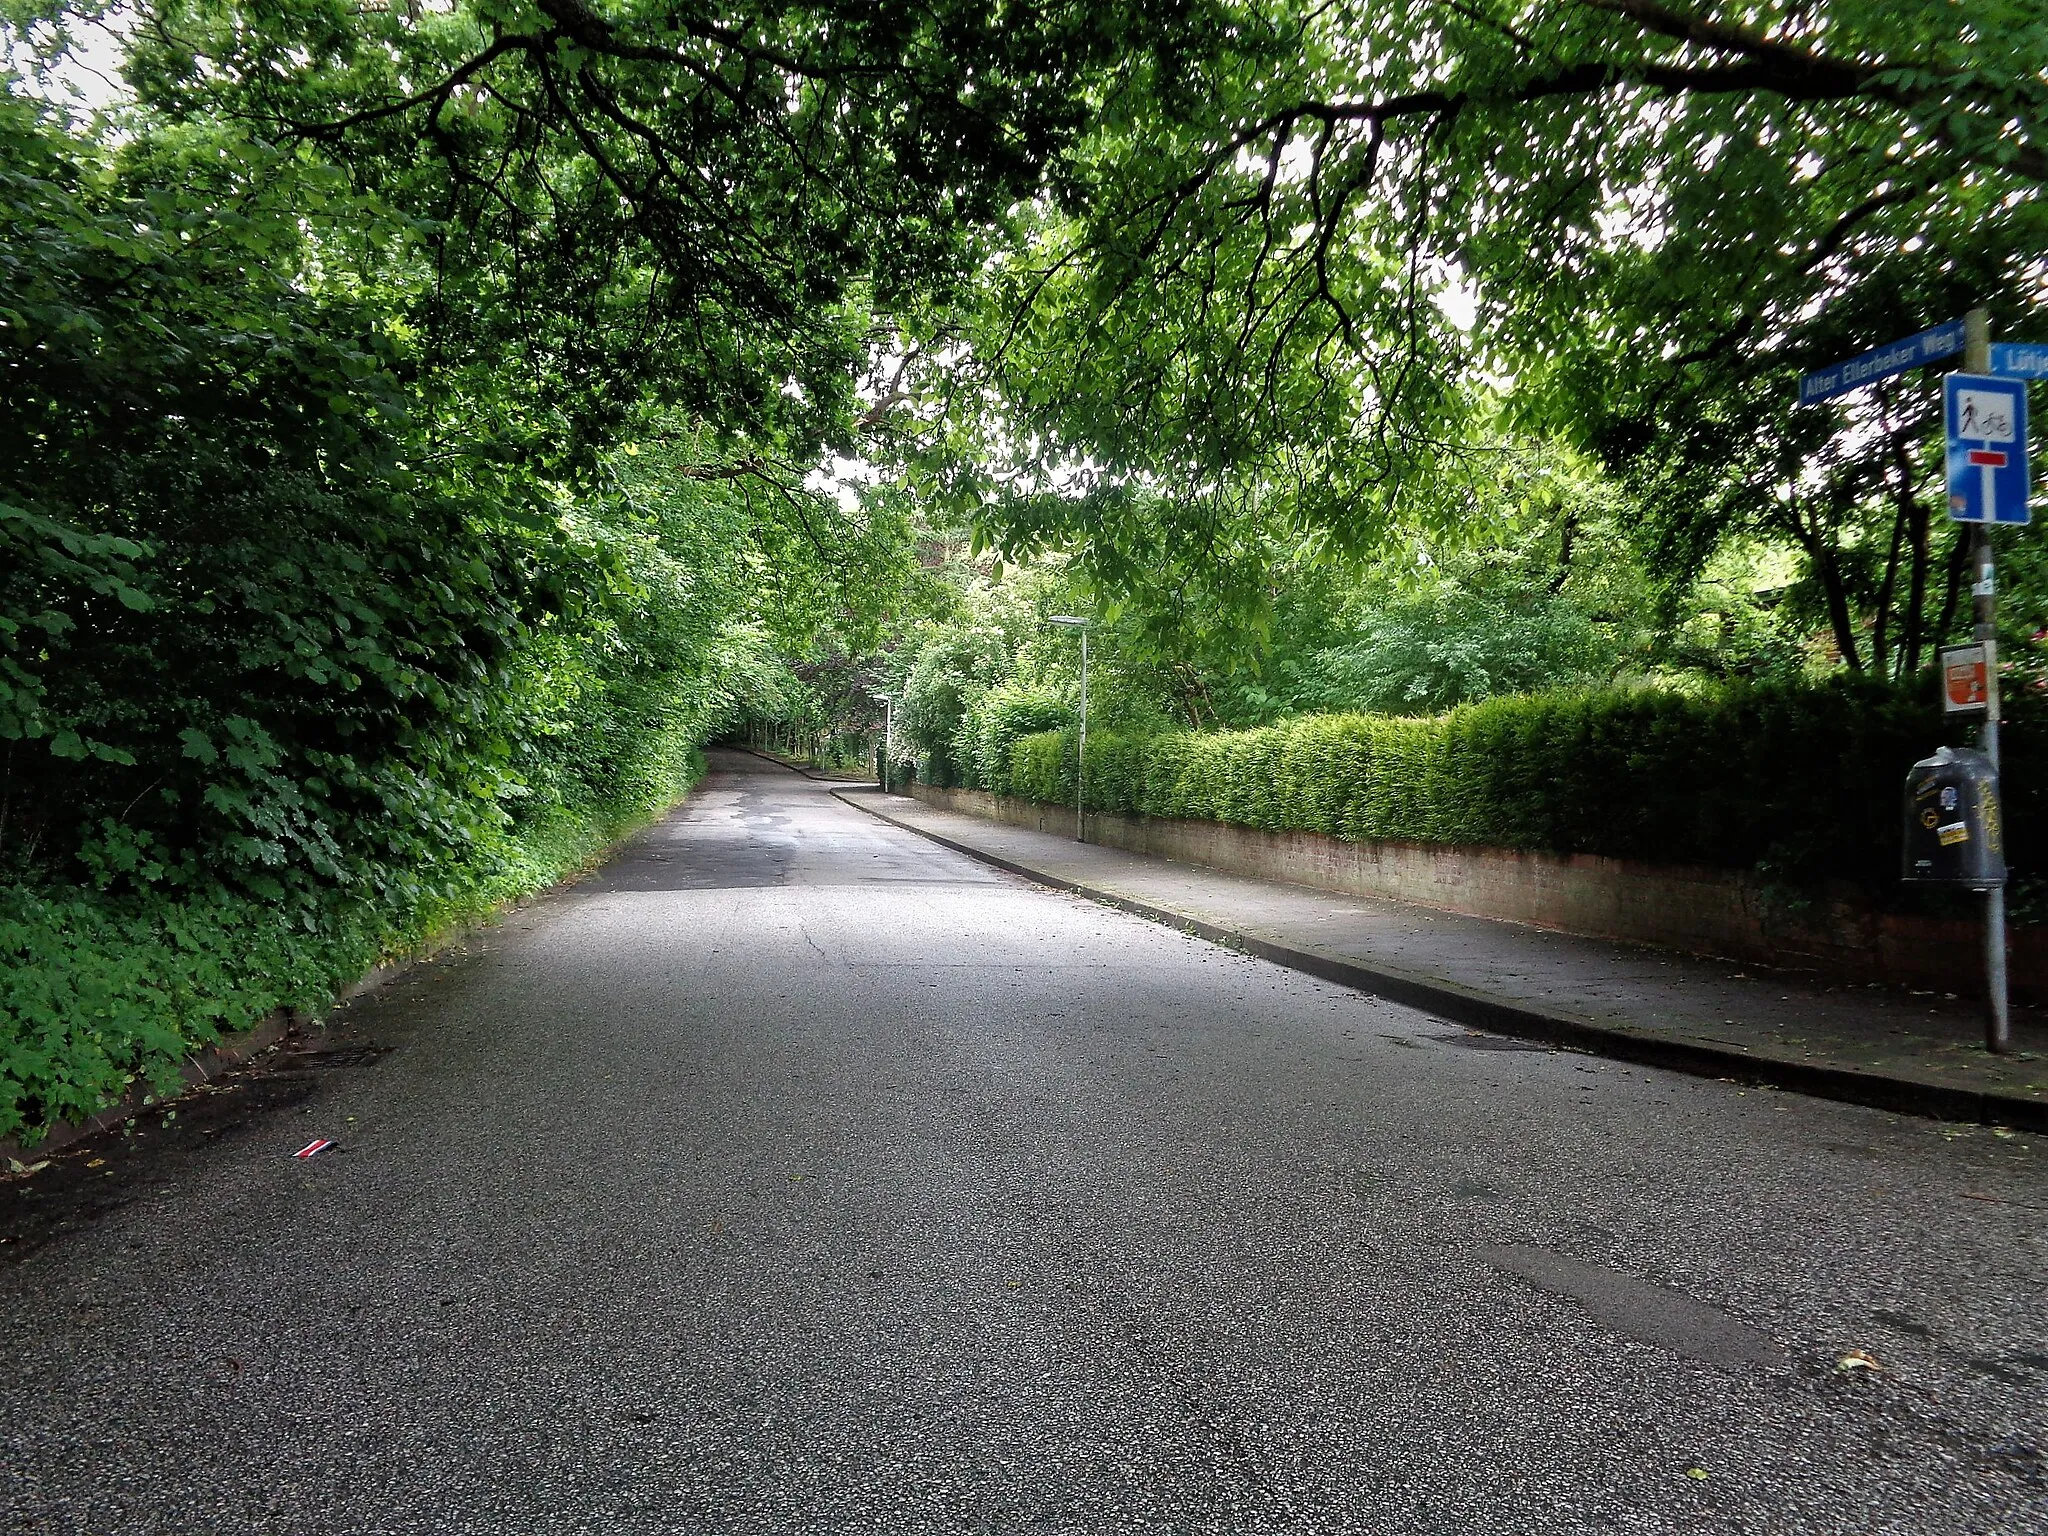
[[1901, 745, 2005, 888]]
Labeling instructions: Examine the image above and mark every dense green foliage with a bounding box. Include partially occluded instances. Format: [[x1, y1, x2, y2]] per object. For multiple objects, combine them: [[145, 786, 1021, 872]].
[[7, 0, 2043, 1139], [995, 679, 2044, 887], [0, 0, 1079, 1140], [0, 86, 865, 1142], [881, 485, 1691, 787], [954, 687, 1074, 799], [890, 0, 2047, 690]]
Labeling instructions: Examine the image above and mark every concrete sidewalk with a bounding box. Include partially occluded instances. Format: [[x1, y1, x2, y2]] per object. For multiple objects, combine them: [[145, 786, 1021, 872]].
[[836, 786, 2048, 1130]]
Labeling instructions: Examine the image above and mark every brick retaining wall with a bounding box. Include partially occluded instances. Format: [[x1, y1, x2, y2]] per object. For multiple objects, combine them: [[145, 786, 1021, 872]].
[[904, 783, 2045, 1001]]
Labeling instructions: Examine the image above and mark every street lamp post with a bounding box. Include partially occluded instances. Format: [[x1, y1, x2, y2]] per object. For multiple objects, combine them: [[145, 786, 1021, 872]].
[[869, 690, 895, 793], [1045, 616, 1090, 842]]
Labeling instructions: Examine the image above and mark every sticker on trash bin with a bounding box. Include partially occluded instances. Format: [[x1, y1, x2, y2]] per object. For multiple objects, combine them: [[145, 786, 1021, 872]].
[[293, 1139, 335, 1159], [1937, 822, 1970, 846]]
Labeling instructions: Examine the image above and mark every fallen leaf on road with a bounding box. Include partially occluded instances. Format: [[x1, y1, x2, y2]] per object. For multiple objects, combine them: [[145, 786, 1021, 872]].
[[1837, 1350, 1882, 1372], [84, 1158, 106, 1168], [1685, 1468, 1709, 1480]]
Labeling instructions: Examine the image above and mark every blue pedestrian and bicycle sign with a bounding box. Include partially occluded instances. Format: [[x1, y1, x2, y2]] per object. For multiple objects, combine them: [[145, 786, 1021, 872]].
[[1945, 374, 2030, 525]]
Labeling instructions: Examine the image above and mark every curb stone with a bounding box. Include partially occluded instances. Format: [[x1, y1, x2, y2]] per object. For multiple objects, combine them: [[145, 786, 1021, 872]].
[[0, 1009, 304, 1168], [737, 745, 872, 783], [834, 787, 2048, 1134], [0, 914, 499, 1169]]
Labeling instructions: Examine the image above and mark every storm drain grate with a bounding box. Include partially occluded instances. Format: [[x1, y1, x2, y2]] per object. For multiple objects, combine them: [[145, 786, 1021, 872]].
[[279, 1045, 395, 1072], [1434, 1032, 1556, 1053]]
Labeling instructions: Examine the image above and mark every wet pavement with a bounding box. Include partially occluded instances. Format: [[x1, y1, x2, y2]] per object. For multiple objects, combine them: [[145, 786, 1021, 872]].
[[842, 786, 2048, 1120], [3, 750, 2045, 1533]]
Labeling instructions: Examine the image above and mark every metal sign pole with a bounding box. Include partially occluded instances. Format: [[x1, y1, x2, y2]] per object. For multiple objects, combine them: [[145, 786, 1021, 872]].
[[1077, 629, 1089, 843], [1964, 307, 2012, 1054], [1045, 616, 1091, 843]]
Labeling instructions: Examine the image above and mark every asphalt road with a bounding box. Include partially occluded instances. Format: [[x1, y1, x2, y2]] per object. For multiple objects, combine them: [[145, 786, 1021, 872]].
[[5, 749, 2046, 1534]]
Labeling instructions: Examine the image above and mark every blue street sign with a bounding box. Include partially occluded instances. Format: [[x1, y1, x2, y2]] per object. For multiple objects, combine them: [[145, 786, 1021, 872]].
[[1990, 342, 2048, 380], [1799, 318, 1967, 405], [1945, 373, 2030, 525]]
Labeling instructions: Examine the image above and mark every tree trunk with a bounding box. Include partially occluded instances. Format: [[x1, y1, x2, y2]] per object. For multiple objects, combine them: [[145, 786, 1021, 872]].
[[1934, 527, 1969, 648], [1871, 499, 1906, 677], [1549, 507, 1580, 594], [1890, 432, 1932, 679], [1816, 546, 1864, 672], [1769, 471, 1863, 672]]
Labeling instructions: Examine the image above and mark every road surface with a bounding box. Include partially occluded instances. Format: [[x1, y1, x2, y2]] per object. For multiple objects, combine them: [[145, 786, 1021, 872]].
[[5, 750, 2044, 1533]]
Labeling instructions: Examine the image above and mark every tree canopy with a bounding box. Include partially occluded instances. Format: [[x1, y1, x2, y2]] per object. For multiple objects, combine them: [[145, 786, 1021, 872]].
[[2, 0, 2043, 1137], [889, 0, 2045, 657]]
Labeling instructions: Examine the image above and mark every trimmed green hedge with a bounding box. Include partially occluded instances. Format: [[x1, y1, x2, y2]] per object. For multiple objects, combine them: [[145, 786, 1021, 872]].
[[952, 686, 1074, 797], [1004, 678, 2036, 883]]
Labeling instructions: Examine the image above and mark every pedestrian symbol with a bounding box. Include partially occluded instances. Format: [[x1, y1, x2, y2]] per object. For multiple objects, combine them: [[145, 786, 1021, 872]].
[[1945, 374, 2030, 525], [1956, 388, 2015, 442]]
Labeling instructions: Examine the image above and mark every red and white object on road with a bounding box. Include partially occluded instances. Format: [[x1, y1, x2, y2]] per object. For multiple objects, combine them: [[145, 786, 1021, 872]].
[[292, 1139, 334, 1159]]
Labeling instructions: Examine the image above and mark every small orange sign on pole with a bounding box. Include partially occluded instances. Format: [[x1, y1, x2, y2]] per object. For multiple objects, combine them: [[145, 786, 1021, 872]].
[[1941, 642, 1991, 714]]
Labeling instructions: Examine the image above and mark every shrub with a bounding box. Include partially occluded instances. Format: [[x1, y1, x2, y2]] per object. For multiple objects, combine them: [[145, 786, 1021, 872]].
[[957, 686, 1073, 796], [998, 676, 2022, 884], [1011, 728, 1072, 804], [0, 748, 706, 1145]]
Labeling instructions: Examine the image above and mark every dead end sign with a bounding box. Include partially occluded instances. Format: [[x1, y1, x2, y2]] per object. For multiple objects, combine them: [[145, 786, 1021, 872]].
[[1945, 374, 2030, 525]]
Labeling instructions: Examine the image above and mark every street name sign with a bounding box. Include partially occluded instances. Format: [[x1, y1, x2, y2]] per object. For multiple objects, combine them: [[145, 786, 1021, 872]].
[[1945, 373, 2029, 525], [1798, 318, 1966, 405], [1990, 342, 2048, 380]]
